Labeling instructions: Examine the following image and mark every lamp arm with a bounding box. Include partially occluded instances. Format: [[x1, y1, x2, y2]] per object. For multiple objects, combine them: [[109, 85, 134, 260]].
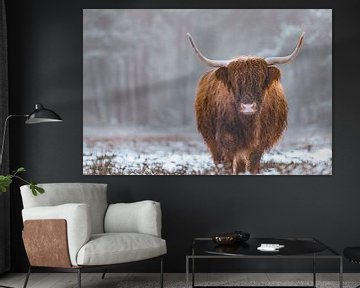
[[0, 114, 28, 168]]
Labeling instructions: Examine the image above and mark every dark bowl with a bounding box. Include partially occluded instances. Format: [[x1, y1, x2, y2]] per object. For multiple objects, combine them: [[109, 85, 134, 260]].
[[212, 231, 250, 246], [212, 234, 237, 245]]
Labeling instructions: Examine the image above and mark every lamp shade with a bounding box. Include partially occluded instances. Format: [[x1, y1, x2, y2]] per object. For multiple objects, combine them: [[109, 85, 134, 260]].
[[25, 104, 63, 124]]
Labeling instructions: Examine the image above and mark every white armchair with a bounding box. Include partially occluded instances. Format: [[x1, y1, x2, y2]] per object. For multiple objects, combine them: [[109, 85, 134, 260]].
[[20, 183, 166, 288]]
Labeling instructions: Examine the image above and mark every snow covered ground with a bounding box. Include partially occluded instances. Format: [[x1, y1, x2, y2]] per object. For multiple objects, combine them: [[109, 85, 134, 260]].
[[83, 126, 332, 175]]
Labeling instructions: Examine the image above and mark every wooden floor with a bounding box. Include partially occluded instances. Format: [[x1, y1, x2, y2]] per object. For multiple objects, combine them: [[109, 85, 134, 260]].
[[0, 273, 359, 288]]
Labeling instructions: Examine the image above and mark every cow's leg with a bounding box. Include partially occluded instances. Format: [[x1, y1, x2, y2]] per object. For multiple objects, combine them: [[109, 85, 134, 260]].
[[206, 140, 223, 164], [217, 132, 240, 174], [204, 139, 225, 174], [233, 151, 247, 174], [233, 159, 246, 174], [220, 150, 233, 174], [249, 150, 263, 174]]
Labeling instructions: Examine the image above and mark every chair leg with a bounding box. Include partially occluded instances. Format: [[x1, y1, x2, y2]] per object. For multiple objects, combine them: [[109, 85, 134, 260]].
[[23, 266, 31, 288], [101, 270, 107, 279], [160, 257, 164, 288], [77, 268, 81, 288]]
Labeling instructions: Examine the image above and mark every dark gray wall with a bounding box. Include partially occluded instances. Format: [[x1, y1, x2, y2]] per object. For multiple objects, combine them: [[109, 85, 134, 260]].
[[5, 0, 360, 273], [0, 0, 10, 274]]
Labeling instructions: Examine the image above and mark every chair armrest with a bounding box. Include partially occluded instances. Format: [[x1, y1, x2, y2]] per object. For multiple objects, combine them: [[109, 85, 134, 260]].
[[104, 200, 162, 237], [22, 203, 91, 266]]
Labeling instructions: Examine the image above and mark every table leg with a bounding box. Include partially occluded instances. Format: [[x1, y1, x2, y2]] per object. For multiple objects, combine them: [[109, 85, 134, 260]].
[[192, 257, 195, 288], [186, 257, 189, 288], [313, 254, 316, 287], [192, 247, 195, 288], [339, 257, 343, 288]]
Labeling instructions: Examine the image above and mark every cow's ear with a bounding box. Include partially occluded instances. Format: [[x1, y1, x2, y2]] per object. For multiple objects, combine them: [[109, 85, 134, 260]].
[[215, 67, 229, 85], [265, 66, 281, 87]]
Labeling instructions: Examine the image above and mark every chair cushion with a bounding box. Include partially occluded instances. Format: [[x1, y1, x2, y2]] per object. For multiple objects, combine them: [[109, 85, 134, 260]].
[[76, 233, 167, 266], [20, 183, 108, 234], [344, 247, 360, 263], [105, 201, 162, 237]]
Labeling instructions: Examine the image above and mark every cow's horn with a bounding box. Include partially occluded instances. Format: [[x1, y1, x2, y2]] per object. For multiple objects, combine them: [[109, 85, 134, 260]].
[[265, 32, 305, 65], [187, 33, 230, 68]]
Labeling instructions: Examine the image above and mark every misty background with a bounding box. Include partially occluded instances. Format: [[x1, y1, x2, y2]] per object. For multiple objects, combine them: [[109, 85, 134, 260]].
[[83, 9, 332, 175], [83, 9, 332, 131]]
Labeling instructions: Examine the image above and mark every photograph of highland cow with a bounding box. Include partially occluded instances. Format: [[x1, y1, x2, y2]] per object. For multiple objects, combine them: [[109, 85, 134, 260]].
[[83, 9, 332, 175]]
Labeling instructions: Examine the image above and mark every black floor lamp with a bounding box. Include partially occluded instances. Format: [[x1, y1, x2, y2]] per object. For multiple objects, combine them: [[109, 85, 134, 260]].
[[0, 103, 63, 167], [0, 103, 62, 288]]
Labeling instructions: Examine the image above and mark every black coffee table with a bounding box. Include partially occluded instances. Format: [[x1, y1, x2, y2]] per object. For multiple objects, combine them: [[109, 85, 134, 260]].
[[186, 237, 342, 288]]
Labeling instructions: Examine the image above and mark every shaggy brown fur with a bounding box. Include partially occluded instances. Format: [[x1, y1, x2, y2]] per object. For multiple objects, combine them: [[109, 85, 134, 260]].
[[195, 57, 288, 174]]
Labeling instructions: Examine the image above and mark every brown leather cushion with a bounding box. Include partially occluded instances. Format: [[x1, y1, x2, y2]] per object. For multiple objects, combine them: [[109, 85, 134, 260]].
[[23, 219, 71, 268]]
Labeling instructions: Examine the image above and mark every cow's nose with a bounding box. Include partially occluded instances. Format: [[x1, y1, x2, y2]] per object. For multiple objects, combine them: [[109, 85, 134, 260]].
[[240, 102, 257, 113]]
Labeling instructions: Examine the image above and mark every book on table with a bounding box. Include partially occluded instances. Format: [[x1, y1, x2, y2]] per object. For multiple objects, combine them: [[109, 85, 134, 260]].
[[257, 243, 285, 251]]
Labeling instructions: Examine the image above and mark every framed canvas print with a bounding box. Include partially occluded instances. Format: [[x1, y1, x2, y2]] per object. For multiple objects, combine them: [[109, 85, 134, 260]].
[[83, 9, 332, 175]]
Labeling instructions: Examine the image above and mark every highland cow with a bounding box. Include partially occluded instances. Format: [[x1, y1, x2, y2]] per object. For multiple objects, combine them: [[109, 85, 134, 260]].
[[188, 32, 304, 174]]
